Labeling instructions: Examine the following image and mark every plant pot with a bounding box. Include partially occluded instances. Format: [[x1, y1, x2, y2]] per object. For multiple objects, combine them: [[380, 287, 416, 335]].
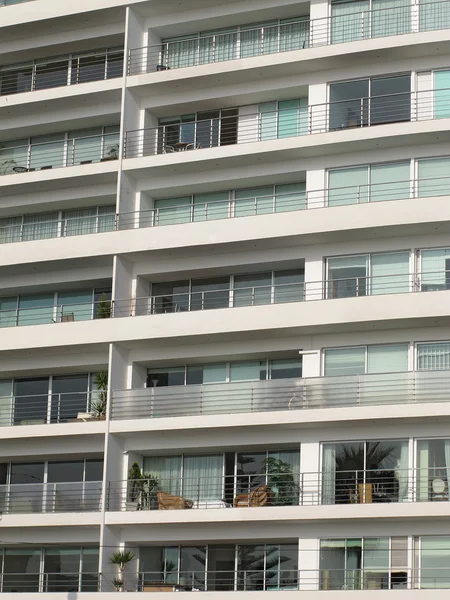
[[125, 500, 139, 511]]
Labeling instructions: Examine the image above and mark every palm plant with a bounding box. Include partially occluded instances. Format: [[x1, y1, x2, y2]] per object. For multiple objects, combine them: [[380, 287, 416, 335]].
[[91, 370, 108, 419], [264, 457, 299, 506], [110, 550, 135, 592]]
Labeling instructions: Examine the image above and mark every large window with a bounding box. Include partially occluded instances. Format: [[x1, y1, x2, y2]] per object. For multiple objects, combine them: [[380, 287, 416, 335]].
[[151, 269, 304, 313], [160, 17, 309, 69], [415, 536, 450, 588], [320, 537, 408, 590], [322, 440, 409, 505], [329, 74, 411, 130], [417, 342, 450, 371], [419, 248, 450, 291], [323, 344, 409, 376], [416, 439, 450, 502], [258, 99, 308, 140], [1, 547, 99, 592], [326, 251, 410, 298], [153, 183, 306, 226], [139, 543, 298, 591], [0, 459, 103, 514], [0, 373, 101, 426], [331, 0, 411, 44], [147, 358, 302, 387], [327, 162, 410, 206]]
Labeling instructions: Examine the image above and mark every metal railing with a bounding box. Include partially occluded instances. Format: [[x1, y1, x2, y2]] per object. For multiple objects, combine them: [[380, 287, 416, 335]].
[[0, 211, 117, 244], [1, 269, 448, 329], [115, 173, 450, 229], [1, 174, 449, 244], [0, 0, 34, 6], [123, 88, 446, 159], [0, 390, 101, 426], [128, 1, 447, 75], [137, 567, 450, 591], [0, 572, 99, 593], [0, 48, 124, 96], [0, 481, 102, 513], [112, 369, 450, 421], [0, 297, 112, 327], [0, 132, 119, 175]]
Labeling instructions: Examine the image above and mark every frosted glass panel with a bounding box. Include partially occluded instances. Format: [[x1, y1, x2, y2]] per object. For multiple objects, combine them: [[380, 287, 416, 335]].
[[331, 0, 370, 44], [372, 0, 411, 38], [154, 197, 191, 225], [275, 183, 306, 212], [367, 344, 409, 373], [324, 347, 366, 376], [370, 251, 410, 295], [418, 343, 450, 371], [193, 191, 229, 221], [328, 167, 368, 206], [418, 157, 450, 198], [230, 361, 261, 381], [370, 162, 410, 202], [57, 290, 93, 321], [435, 71, 450, 119], [18, 294, 54, 326], [420, 248, 450, 290], [235, 186, 273, 217]]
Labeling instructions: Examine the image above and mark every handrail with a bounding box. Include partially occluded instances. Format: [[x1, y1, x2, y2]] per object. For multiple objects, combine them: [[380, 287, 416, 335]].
[[111, 369, 450, 420], [0, 131, 120, 175], [128, 1, 445, 74], [123, 87, 442, 158], [0, 269, 448, 327], [0, 173, 448, 244]]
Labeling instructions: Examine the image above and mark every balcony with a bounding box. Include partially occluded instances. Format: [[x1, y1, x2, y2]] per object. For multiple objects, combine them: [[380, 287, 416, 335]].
[[1, 174, 448, 246], [108, 464, 446, 513], [128, 1, 449, 75], [0, 47, 123, 97], [0, 128, 119, 177], [0, 481, 102, 513], [0, 0, 34, 6], [111, 370, 450, 421], [123, 88, 446, 159]]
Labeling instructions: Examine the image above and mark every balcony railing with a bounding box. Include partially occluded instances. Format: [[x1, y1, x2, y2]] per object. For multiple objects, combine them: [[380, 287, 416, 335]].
[[0, 48, 124, 97], [109, 466, 446, 512], [0, 481, 102, 513], [111, 370, 450, 421], [136, 567, 450, 592], [0, 0, 34, 6], [0, 132, 119, 176], [0, 390, 100, 426], [0, 210, 117, 243], [124, 87, 445, 158], [0, 572, 99, 593], [1, 270, 447, 328], [128, 1, 448, 75], [1, 174, 449, 244]]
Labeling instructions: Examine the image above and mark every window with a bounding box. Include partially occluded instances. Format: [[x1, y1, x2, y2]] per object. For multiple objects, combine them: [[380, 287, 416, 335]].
[[322, 440, 409, 505], [324, 344, 409, 376], [139, 543, 298, 591], [258, 99, 308, 140], [417, 439, 450, 502], [329, 74, 411, 130], [417, 157, 450, 198], [417, 342, 450, 371], [326, 251, 410, 298], [148, 358, 302, 387], [327, 162, 410, 206], [420, 1, 450, 33], [416, 536, 450, 588], [331, 0, 411, 44], [419, 248, 450, 291]]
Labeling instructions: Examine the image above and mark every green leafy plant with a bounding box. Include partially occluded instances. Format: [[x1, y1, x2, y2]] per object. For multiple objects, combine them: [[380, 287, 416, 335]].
[[127, 462, 158, 508], [105, 143, 119, 160], [96, 292, 112, 319], [0, 159, 17, 175], [264, 457, 299, 506], [91, 370, 108, 419], [110, 550, 135, 592]]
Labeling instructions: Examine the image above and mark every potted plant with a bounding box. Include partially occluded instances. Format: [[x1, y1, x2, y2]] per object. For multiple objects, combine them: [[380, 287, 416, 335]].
[[91, 370, 108, 420], [96, 292, 112, 318], [0, 159, 17, 175], [110, 550, 135, 592], [102, 143, 120, 161], [264, 457, 299, 506], [127, 462, 159, 510]]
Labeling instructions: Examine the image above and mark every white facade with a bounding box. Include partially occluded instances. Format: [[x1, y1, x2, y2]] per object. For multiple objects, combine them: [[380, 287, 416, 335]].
[[1, 0, 450, 597]]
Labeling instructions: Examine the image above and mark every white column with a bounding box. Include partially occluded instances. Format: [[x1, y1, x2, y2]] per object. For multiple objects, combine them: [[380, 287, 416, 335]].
[[299, 537, 321, 590], [112, 255, 134, 317], [309, 83, 328, 134], [309, 0, 330, 47], [306, 168, 326, 209], [238, 104, 259, 144], [300, 442, 321, 508]]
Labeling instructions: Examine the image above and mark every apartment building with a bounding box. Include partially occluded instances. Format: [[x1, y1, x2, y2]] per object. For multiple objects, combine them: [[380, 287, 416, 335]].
[[1, 0, 450, 597]]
